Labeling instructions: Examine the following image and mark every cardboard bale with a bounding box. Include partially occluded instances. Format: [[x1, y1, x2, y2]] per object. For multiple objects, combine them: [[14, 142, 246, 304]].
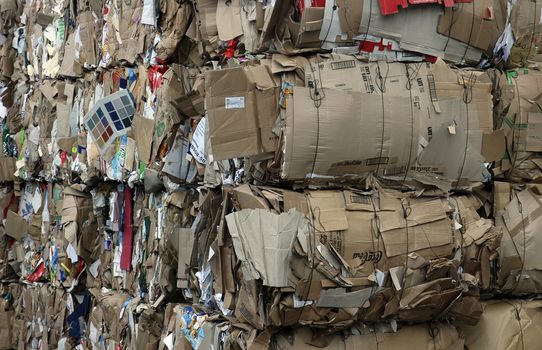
[[222, 185, 496, 327], [495, 186, 542, 295], [506, 0, 542, 68], [493, 69, 542, 181], [279, 57, 497, 184], [460, 299, 542, 350], [274, 323, 464, 349]]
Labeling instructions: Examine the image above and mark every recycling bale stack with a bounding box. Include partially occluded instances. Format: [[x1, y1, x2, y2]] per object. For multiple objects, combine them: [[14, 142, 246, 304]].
[[0, 0, 541, 349]]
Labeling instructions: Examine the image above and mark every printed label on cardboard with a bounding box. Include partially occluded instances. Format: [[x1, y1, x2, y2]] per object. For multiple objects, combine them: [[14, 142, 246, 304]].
[[225, 97, 245, 109]]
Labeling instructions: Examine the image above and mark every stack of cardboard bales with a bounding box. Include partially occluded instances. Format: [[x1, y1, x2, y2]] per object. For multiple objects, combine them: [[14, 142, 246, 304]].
[[0, 0, 540, 349]]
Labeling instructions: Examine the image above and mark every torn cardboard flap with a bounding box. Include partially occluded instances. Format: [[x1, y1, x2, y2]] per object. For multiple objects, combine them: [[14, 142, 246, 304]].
[[132, 115, 154, 165], [232, 184, 271, 210], [358, 0, 484, 64], [337, 0, 363, 38], [216, 0, 243, 41], [381, 219, 454, 258], [283, 190, 310, 216], [378, 198, 448, 232], [316, 287, 372, 308], [482, 129, 505, 162], [39, 81, 57, 105], [226, 208, 309, 287], [307, 191, 348, 232], [4, 210, 27, 240], [271, 54, 309, 74], [171, 90, 204, 118], [287, 7, 324, 49]]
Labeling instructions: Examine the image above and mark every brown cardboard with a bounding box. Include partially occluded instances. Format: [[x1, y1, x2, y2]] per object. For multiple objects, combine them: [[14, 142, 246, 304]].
[[0, 189, 15, 222], [306, 191, 348, 232], [525, 112, 542, 152], [289, 189, 464, 304], [283, 190, 310, 215], [482, 129, 506, 161], [56, 137, 78, 153], [4, 211, 27, 241], [497, 188, 542, 294], [278, 323, 464, 349], [38, 81, 56, 105], [117, 2, 147, 64], [493, 181, 511, 216], [226, 208, 307, 287], [282, 86, 419, 180], [417, 118, 487, 182], [176, 228, 194, 289], [507, 0, 542, 67], [171, 91, 204, 118], [495, 69, 542, 181], [0, 310, 14, 349], [437, 0, 506, 51], [316, 287, 372, 308], [192, 0, 218, 46], [258, 0, 291, 48], [285, 57, 494, 183], [56, 103, 72, 138], [0, 158, 16, 182], [0, 34, 15, 79], [337, 0, 363, 38], [205, 65, 279, 160], [27, 213, 41, 243], [132, 115, 155, 165], [76, 11, 98, 66], [232, 184, 271, 210], [380, 218, 453, 259], [460, 300, 542, 350], [339, 197, 454, 272], [216, 0, 243, 41], [154, 0, 192, 61], [287, 8, 324, 48], [341, 210, 385, 266], [358, 0, 484, 64], [58, 32, 83, 78]]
